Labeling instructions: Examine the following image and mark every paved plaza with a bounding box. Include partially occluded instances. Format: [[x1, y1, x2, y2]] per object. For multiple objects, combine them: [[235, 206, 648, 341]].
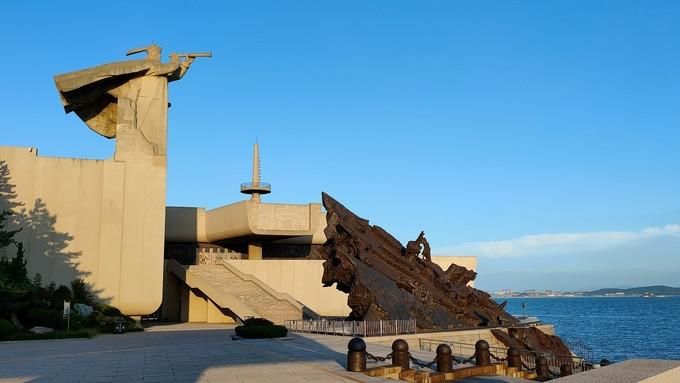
[[0, 325, 537, 383], [0, 325, 397, 383]]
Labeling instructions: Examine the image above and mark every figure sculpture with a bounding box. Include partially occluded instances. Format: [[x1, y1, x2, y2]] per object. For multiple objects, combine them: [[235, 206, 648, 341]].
[[54, 45, 211, 160]]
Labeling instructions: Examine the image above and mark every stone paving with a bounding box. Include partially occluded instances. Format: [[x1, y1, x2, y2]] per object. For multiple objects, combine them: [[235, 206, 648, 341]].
[[0, 324, 535, 383], [0, 325, 395, 383]]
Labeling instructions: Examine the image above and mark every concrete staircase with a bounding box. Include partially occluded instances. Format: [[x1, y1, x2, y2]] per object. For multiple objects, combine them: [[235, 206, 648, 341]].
[[167, 260, 303, 324]]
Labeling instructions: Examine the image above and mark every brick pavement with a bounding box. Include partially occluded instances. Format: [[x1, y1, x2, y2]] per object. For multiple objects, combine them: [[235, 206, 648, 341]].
[[0, 325, 535, 383], [0, 326, 393, 383]]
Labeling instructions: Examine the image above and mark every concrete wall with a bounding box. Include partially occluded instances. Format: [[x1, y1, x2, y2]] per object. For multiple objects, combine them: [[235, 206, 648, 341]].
[[179, 285, 236, 324], [226, 259, 351, 317], [165, 202, 327, 244], [0, 146, 166, 315], [0, 76, 169, 315], [366, 324, 556, 351]]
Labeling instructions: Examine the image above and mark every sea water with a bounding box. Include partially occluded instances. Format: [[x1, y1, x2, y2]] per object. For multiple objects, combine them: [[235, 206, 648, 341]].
[[499, 296, 680, 362]]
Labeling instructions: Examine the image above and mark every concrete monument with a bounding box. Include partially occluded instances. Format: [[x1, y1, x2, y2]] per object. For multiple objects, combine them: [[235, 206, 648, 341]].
[[0, 45, 209, 315]]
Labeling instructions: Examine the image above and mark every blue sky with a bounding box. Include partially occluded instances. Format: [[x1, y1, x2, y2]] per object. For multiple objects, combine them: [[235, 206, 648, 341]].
[[1, 1, 678, 291]]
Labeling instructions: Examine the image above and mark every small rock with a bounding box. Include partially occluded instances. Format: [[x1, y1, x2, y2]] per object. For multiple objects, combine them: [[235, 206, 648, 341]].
[[29, 326, 54, 334]]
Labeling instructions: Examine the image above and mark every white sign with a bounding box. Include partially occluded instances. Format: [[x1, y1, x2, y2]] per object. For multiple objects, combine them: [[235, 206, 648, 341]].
[[63, 301, 71, 319]]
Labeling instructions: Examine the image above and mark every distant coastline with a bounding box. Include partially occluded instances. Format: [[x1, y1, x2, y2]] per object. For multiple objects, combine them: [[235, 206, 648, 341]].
[[491, 285, 680, 298]]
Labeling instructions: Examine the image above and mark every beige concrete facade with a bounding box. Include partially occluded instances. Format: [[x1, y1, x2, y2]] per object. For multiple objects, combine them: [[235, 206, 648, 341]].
[[366, 324, 556, 350], [225, 259, 351, 317], [0, 75, 170, 316], [165, 201, 327, 245]]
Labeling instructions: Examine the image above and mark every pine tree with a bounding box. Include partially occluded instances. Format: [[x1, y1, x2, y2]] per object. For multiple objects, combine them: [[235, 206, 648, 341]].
[[0, 210, 20, 249]]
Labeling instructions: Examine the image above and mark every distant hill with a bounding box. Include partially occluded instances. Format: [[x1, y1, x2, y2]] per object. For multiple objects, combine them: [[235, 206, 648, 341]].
[[583, 285, 680, 296]]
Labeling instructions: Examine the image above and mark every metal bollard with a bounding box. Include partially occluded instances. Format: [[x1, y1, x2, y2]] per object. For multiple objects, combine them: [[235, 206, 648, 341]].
[[347, 337, 367, 372], [535, 356, 549, 379], [391, 339, 410, 370], [436, 344, 453, 372], [475, 340, 491, 366], [560, 363, 573, 376], [507, 347, 522, 369]]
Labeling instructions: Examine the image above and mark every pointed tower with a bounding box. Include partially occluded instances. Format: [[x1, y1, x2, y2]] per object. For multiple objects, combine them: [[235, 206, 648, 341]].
[[240, 141, 271, 203]]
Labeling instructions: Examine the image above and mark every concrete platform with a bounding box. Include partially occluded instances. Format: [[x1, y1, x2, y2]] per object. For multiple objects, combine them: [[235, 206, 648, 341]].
[[553, 359, 680, 382]]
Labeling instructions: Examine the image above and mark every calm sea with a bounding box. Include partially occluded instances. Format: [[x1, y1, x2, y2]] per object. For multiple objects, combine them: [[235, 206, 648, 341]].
[[497, 296, 680, 362]]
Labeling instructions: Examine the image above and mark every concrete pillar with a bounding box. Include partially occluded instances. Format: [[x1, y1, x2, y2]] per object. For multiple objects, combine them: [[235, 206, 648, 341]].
[[248, 243, 263, 260]]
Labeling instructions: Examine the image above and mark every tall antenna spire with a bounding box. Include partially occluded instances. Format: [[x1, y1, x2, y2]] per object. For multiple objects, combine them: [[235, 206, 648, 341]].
[[240, 140, 271, 202]]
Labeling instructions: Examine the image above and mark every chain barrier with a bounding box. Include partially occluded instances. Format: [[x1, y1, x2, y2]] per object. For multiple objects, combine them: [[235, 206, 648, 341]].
[[408, 353, 437, 369], [363, 349, 481, 370], [366, 351, 392, 362], [489, 352, 506, 362], [454, 351, 477, 364]]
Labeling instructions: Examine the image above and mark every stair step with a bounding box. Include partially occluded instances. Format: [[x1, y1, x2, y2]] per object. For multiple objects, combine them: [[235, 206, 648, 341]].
[[185, 264, 302, 324]]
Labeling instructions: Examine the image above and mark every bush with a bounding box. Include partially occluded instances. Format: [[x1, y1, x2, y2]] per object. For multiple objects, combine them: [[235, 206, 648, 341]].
[[95, 315, 121, 333], [0, 319, 15, 337], [92, 308, 136, 333], [235, 324, 287, 339], [71, 278, 95, 306], [23, 307, 64, 329], [243, 317, 273, 326], [49, 285, 71, 310], [68, 314, 86, 331], [96, 303, 122, 316]]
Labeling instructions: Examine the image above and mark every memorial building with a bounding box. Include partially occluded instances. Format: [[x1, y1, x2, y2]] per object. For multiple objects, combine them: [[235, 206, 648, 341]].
[[0, 46, 475, 324]]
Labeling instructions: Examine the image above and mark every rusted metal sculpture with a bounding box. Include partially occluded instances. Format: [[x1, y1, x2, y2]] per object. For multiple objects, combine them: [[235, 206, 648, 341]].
[[491, 327, 573, 364], [320, 192, 517, 330]]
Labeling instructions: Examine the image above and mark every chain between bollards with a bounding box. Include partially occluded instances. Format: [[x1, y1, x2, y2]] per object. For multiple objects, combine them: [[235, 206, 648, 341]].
[[366, 351, 392, 362], [347, 337, 518, 375]]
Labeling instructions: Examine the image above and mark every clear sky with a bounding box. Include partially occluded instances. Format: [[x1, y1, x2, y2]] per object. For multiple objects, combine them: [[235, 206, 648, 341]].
[[1, 1, 678, 292]]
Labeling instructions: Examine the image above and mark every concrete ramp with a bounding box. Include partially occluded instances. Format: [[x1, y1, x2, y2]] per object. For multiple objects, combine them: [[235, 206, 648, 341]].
[[167, 260, 303, 324]]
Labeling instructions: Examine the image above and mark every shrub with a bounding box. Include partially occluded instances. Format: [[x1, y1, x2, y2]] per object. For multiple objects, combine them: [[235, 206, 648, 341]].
[[235, 324, 287, 339], [67, 314, 86, 331], [93, 309, 135, 333], [71, 278, 96, 306], [0, 319, 15, 337], [243, 317, 273, 327], [49, 285, 71, 310], [96, 303, 122, 316], [23, 307, 64, 329], [96, 315, 122, 333]]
